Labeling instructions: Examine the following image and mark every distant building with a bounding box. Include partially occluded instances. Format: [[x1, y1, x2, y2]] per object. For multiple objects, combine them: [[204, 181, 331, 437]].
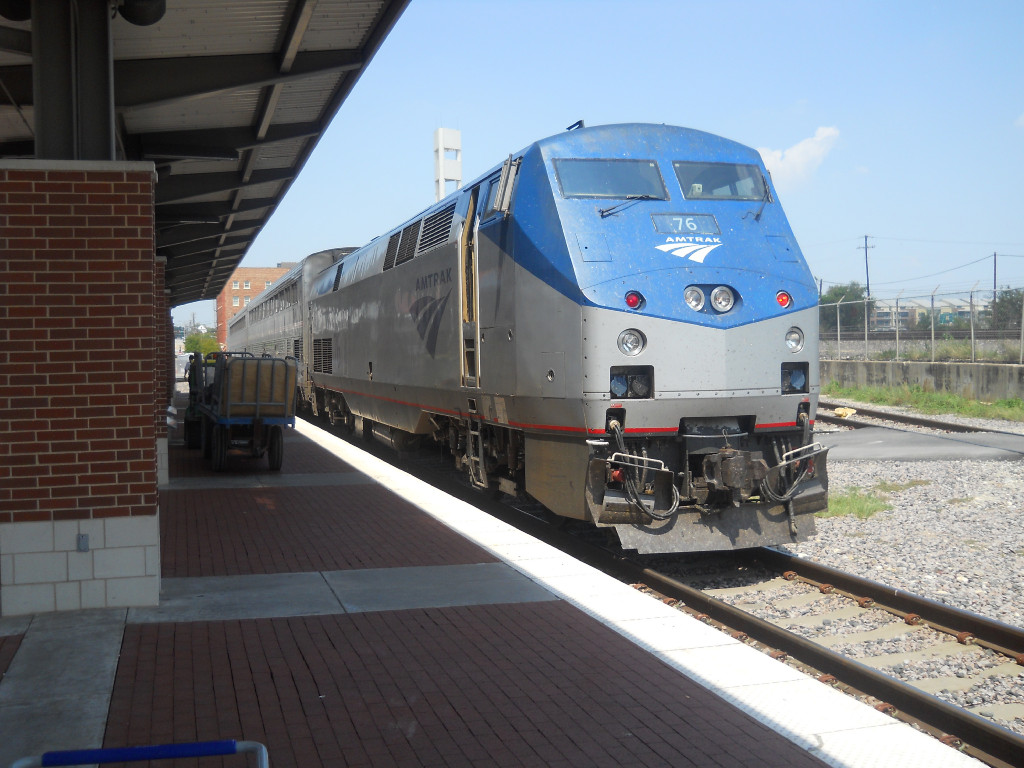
[[214, 264, 296, 347]]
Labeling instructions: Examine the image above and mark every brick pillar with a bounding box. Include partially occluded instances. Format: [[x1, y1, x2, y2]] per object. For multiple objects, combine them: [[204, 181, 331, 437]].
[[0, 160, 160, 615]]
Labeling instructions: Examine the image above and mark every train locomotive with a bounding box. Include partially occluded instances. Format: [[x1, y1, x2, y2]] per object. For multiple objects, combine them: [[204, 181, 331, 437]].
[[229, 123, 829, 553]]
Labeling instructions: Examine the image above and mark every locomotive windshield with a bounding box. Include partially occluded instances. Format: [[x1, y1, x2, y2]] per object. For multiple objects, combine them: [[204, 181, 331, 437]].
[[674, 161, 767, 201], [553, 159, 668, 200]]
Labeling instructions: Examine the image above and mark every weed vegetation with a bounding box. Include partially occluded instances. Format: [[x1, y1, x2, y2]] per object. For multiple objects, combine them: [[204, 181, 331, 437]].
[[822, 382, 1024, 422], [819, 479, 930, 520], [819, 488, 890, 519]]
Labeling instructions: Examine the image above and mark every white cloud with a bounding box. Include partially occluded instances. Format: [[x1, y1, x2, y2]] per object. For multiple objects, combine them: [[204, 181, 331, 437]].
[[1015, 113, 1024, 128], [758, 126, 839, 191]]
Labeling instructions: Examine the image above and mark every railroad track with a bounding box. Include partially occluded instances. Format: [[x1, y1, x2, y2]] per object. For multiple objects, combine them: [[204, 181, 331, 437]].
[[625, 549, 1024, 768], [816, 399, 1024, 439], [315, 414, 1024, 767], [817, 399, 992, 432]]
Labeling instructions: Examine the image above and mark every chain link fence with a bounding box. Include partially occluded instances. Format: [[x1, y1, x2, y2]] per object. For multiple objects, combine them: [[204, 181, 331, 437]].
[[819, 288, 1024, 363]]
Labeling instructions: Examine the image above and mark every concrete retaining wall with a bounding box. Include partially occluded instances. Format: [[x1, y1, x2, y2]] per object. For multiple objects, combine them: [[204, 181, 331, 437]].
[[820, 360, 1024, 402]]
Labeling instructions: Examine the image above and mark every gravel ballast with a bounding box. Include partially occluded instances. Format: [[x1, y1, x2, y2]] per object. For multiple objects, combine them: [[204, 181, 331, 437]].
[[779, 405, 1024, 735]]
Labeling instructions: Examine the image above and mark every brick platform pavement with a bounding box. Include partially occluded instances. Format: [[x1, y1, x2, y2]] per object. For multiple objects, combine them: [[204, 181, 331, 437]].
[[0, 407, 985, 768], [161, 482, 497, 576], [107, 604, 827, 768], [107, 418, 830, 767]]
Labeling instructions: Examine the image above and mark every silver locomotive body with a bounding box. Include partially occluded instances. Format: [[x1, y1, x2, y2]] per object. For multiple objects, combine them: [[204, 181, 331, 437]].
[[232, 124, 828, 553]]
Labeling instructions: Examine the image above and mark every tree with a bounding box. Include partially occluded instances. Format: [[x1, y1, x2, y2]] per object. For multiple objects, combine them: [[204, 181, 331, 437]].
[[184, 331, 219, 357], [819, 282, 871, 332], [988, 288, 1024, 330]]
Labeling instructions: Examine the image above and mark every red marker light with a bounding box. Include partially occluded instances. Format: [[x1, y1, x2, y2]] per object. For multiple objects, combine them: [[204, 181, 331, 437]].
[[776, 291, 793, 308], [611, 468, 625, 483], [625, 291, 644, 309]]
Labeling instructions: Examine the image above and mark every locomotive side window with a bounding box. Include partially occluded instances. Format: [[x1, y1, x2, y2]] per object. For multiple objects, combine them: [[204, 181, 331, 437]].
[[673, 161, 767, 201], [480, 176, 502, 219], [553, 159, 668, 200]]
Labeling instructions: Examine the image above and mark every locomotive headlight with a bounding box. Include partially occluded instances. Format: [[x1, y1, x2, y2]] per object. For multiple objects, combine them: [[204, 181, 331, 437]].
[[628, 373, 651, 398], [611, 366, 654, 399], [710, 286, 735, 312], [610, 374, 629, 397], [684, 286, 705, 311], [617, 329, 646, 356], [785, 326, 805, 353]]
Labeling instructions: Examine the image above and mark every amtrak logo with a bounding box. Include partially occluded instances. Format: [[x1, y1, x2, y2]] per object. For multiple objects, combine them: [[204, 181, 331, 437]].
[[656, 237, 722, 264], [409, 289, 451, 357]]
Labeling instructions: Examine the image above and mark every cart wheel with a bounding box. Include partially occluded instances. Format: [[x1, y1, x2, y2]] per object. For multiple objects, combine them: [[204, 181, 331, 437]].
[[267, 426, 284, 471], [201, 417, 213, 459], [211, 424, 228, 471]]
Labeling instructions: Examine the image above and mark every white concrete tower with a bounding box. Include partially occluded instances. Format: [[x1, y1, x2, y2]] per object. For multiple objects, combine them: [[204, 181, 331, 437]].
[[434, 127, 462, 202]]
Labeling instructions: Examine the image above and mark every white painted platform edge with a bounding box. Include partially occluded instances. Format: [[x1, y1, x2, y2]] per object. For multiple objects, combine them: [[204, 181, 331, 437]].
[[297, 419, 983, 767]]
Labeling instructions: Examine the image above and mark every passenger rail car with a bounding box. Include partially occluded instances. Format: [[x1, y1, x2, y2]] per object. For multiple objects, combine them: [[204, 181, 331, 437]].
[[230, 123, 829, 553], [227, 249, 352, 402]]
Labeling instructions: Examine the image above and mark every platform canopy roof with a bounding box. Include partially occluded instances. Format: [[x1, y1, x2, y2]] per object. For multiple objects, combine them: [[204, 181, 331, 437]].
[[0, 0, 409, 306]]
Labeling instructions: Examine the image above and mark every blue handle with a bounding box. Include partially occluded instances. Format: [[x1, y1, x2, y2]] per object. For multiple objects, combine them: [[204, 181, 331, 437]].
[[40, 740, 239, 766]]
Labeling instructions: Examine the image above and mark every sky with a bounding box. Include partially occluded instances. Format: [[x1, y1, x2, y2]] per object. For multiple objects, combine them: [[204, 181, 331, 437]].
[[172, 0, 1024, 328]]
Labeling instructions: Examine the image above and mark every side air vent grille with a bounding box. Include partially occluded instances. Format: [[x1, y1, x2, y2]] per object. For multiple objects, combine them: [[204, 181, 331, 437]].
[[417, 203, 457, 253], [293, 338, 302, 363], [312, 338, 332, 374], [383, 232, 401, 271], [395, 219, 421, 266]]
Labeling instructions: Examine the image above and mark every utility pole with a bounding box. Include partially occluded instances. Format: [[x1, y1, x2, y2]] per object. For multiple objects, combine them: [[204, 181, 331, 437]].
[[861, 235, 874, 298], [993, 252, 997, 293]]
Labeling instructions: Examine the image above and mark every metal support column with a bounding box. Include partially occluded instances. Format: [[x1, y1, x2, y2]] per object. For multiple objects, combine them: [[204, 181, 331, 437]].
[[30, 0, 114, 160], [31, 0, 74, 158], [76, 0, 115, 159]]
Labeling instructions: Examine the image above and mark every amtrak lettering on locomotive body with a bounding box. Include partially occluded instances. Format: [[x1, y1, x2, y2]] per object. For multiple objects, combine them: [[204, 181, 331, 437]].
[[664, 235, 722, 245], [415, 268, 452, 291]]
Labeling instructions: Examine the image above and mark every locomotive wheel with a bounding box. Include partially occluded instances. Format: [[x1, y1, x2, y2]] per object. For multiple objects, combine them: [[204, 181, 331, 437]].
[[340, 412, 356, 435], [267, 426, 284, 471], [211, 425, 228, 471]]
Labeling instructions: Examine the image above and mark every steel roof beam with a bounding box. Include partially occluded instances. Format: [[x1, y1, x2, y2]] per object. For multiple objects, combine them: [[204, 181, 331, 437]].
[[0, 25, 31, 55], [156, 198, 276, 224], [137, 122, 320, 153], [166, 258, 242, 279], [163, 237, 250, 261], [155, 168, 293, 204], [279, 0, 318, 72], [116, 49, 362, 112], [0, 50, 362, 112], [157, 222, 260, 250]]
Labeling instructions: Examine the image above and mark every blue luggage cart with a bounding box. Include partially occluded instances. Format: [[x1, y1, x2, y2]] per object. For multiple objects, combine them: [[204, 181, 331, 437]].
[[191, 351, 298, 471]]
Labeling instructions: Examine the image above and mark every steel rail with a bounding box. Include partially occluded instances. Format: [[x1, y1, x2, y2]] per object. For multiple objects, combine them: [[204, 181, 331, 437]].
[[817, 400, 996, 433], [618, 549, 1024, 768], [755, 548, 1024, 660]]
